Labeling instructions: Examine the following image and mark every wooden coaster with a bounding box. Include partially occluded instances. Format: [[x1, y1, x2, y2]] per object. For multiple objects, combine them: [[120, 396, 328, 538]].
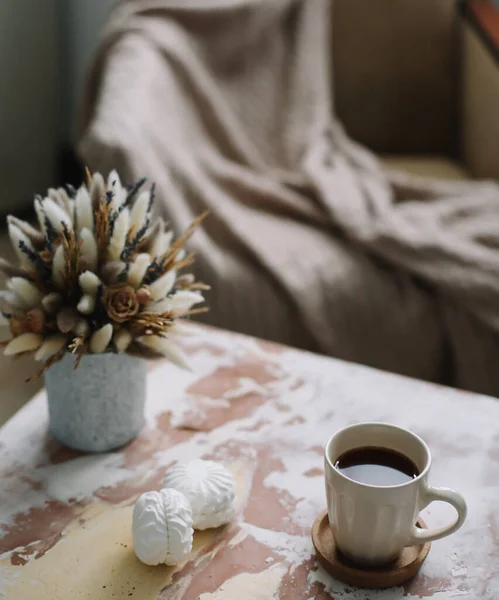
[[312, 510, 431, 589]]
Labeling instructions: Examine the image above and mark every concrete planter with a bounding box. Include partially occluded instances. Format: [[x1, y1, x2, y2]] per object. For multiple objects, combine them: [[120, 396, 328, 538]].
[[45, 352, 147, 452]]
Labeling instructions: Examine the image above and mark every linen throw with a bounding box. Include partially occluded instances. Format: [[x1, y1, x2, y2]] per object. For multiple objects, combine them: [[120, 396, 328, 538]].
[[79, 0, 499, 395]]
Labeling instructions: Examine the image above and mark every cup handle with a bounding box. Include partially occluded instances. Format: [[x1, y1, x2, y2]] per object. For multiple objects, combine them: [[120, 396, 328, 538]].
[[408, 485, 467, 545]]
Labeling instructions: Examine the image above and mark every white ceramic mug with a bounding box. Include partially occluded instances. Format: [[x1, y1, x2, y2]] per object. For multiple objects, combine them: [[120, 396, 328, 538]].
[[324, 422, 467, 566]]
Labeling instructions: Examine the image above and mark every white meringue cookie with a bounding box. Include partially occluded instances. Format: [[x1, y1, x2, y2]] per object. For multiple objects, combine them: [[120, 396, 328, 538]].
[[132, 488, 193, 566], [163, 459, 236, 530]]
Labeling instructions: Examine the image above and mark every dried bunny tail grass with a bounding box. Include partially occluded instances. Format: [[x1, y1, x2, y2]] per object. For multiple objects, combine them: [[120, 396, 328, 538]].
[[9, 278, 43, 307], [79, 271, 101, 295], [101, 260, 126, 284], [34, 335, 67, 361], [0, 258, 34, 281], [54, 187, 75, 222], [126, 341, 164, 360], [149, 269, 176, 302], [74, 318, 90, 338], [52, 245, 65, 289], [6, 216, 44, 248], [80, 228, 98, 271], [0, 290, 26, 312], [136, 335, 190, 370], [4, 333, 43, 356], [90, 323, 113, 353], [75, 186, 94, 233], [107, 207, 129, 261], [8, 223, 36, 269], [144, 298, 170, 314], [167, 321, 197, 338], [42, 292, 62, 314], [107, 170, 127, 210], [77, 295, 95, 314], [47, 188, 72, 218], [125, 176, 147, 206], [42, 198, 72, 233], [151, 230, 173, 259], [114, 328, 132, 352], [128, 190, 151, 239], [27, 347, 66, 382], [90, 171, 106, 209], [140, 219, 164, 253], [34, 198, 46, 233], [147, 290, 204, 317], [57, 308, 78, 334], [175, 273, 195, 287], [127, 253, 150, 288]]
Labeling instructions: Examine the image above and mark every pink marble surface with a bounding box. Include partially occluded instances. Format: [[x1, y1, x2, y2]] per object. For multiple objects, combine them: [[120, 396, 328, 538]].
[[0, 325, 498, 599]]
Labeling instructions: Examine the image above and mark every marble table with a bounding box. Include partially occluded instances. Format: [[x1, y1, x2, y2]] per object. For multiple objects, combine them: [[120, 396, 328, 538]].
[[0, 325, 498, 599]]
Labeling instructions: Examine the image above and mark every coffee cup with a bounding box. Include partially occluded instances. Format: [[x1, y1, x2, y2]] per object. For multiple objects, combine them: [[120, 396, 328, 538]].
[[324, 422, 467, 567]]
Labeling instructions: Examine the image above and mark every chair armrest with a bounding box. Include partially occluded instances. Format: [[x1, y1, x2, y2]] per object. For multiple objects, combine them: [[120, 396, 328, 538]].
[[460, 0, 499, 179]]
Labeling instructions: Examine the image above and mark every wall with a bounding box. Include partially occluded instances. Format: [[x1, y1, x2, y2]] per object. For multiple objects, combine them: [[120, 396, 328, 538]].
[[0, 0, 114, 214], [0, 1, 60, 213], [64, 0, 115, 141]]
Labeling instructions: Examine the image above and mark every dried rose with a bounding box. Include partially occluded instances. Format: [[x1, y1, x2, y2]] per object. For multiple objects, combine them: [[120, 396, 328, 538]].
[[25, 308, 45, 334], [10, 315, 27, 337], [103, 284, 139, 323], [9, 308, 45, 336]]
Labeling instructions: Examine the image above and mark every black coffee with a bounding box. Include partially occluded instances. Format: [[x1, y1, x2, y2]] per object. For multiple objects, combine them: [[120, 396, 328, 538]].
[[334, 446, 419, 486]]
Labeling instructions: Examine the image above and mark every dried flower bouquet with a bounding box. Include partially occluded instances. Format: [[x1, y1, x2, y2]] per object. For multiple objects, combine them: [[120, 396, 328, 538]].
[[0, 169, 208, 379]]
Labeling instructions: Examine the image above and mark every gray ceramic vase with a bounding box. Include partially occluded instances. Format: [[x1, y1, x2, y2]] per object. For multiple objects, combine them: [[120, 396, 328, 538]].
[[45, 352, 147, 452]]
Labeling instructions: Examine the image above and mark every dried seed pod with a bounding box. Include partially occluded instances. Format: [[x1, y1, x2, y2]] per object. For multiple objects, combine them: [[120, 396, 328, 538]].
[[135, 286, 152, 305]]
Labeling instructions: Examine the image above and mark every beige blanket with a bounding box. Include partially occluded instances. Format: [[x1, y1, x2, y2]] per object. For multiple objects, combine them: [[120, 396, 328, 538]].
[[79, 0, 499, 395]]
